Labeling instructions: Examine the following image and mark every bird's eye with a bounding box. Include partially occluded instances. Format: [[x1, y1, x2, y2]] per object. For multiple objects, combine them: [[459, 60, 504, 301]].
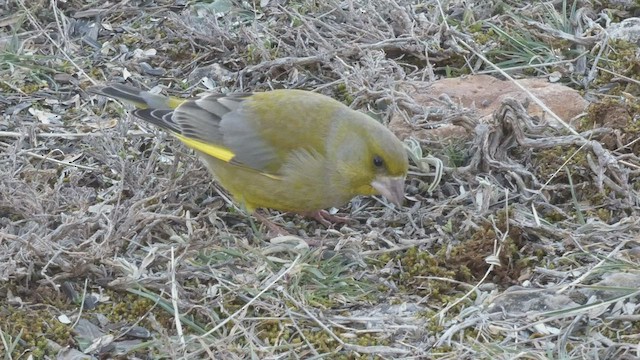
[[373, 155, 384, 168]]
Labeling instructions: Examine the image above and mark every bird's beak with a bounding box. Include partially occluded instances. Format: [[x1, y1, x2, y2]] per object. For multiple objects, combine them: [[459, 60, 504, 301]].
[[371, 176, 406, 207]]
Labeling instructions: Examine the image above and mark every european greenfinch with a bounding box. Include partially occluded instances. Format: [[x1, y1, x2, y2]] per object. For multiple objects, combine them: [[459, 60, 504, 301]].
[[89, 84, 408, 226]]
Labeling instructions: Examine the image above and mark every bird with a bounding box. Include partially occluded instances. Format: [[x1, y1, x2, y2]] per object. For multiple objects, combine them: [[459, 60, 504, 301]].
[[89, 83, 408, 230]]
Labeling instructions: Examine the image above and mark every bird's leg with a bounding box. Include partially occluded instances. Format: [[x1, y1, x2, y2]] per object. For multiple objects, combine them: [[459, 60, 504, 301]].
[[303, 210, 353, 228], [252, 210, 289, 236], [253, 209, 354, 234], [254, 211, 330, 247]]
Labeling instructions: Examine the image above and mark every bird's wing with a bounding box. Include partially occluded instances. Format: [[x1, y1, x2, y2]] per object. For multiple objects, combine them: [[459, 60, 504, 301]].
[[132, 92, 316, 176], [91, 85, 332, 176]]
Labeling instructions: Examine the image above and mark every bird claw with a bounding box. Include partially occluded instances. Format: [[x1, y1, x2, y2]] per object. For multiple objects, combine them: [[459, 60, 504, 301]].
[[253, 211, 290, 236], [253, 209, 355, 236], [305, 210, 354, 228]]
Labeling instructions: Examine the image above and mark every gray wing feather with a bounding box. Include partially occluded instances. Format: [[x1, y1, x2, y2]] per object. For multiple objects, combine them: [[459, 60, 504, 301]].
[[219, 110, 279, 171], [169, 93, 279, 173]]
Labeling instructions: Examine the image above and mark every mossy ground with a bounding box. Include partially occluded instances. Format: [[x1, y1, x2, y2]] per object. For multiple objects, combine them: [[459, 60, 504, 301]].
[[1, 0, 640, 358]]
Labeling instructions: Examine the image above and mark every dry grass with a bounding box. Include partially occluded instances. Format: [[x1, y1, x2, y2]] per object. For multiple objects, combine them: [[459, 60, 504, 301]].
[[1, 0, 640, 358]]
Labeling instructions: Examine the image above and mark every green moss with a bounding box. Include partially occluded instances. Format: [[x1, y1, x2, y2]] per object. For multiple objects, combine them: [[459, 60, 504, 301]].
[[93, 290, 174, 331], [534, 145, 588, 180], [21, 81, 47, 94], [545, 210, 566, 223], [591, 39, 640, 95], [334, 83, 354, 106], [371, 245, 461, 306], [472, 25, 495, 45], [1, 306, 74, 357]]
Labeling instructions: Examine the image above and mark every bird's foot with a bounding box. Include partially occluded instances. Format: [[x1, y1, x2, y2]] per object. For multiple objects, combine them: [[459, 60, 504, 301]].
[[253, 209, 355, 237], [253, 211, 324, 247], [253, 211, 290, 236], [303, 210, 354, 228]]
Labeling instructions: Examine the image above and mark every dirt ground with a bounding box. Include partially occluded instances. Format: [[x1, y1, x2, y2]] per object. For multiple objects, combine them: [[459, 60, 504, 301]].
[[1, 0, 640, 359]]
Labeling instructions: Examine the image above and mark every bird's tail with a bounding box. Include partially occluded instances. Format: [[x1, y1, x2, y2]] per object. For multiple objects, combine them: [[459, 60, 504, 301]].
[[88, 83, 184, 110]]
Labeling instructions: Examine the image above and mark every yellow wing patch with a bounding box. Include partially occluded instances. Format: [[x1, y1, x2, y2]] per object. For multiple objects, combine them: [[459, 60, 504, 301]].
[[174, 134, 235, 162], [166, 96, 187, 110], [174, 133, 282, 181]]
